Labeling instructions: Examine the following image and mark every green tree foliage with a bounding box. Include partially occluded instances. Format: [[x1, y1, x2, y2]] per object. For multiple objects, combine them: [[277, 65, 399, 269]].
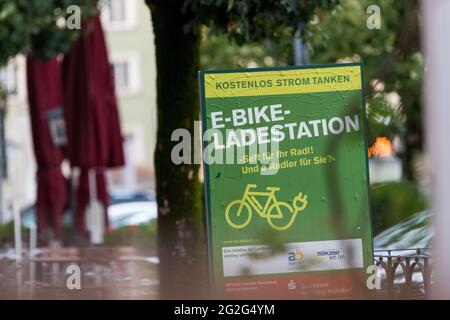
[[309, 0, 422, 180], [145, 0, 338, 299], [184, 0, 338, 43], [200, 28, 292, 69], [201, 0, 423, 182], [371, 182, 427, 235], [0, 0, 97, 65]]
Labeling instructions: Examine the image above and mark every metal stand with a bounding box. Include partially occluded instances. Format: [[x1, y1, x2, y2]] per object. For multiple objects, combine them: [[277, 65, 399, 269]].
[[293, 22, 310, 66]]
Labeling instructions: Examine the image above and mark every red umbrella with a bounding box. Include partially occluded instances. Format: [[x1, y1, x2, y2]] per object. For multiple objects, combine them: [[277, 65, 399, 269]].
[[63, 16, 125, 239], [26, 56, 68, 242]]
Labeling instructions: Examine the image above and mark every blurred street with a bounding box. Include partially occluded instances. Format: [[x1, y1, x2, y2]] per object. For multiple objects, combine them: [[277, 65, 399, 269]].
[[0, 246, 158, 300]]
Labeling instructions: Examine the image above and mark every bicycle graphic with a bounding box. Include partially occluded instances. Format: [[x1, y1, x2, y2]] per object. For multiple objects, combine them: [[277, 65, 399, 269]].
[[225, 184, 308, 231]]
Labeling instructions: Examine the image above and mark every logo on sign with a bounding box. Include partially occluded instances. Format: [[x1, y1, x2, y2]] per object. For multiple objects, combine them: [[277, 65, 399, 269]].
[[288, 249, 304, 264]]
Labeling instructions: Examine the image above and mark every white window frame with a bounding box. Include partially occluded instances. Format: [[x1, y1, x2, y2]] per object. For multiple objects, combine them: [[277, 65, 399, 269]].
[[122, 123, 146, 167], [101, 0, 137, 32], [110, 52, 141, 97], [0, 56, 26, 106]]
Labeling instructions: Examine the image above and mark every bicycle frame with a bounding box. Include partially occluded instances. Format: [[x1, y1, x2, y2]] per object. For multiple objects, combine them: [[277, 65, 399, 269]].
[[226, 184, 307, 231], [240, 184, 278, 218]]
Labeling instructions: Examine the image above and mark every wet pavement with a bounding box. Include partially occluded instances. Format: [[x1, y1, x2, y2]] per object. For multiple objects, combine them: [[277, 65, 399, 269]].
[[0, 246, 159, 300]]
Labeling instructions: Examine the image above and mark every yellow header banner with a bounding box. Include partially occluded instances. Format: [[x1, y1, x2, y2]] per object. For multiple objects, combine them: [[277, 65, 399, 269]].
[[204, 65, 362, 98]]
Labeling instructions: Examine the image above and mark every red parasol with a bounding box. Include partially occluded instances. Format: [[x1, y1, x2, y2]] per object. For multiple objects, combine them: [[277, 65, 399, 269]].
[[26, 56, 68, 242], [63, 16, 125, 239]]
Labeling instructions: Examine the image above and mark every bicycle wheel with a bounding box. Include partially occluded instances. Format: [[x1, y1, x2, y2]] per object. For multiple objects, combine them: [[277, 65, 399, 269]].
[[225, 200, 252, 229], [267, 202, 297, 231]]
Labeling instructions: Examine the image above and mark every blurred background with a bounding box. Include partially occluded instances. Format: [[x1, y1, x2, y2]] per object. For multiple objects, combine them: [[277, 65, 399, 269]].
[[0, 0, 447, 299], [0, 0, 428, 248]]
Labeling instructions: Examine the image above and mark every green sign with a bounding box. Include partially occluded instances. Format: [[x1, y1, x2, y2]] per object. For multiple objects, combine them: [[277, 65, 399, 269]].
[[199, 63, 373, 299]]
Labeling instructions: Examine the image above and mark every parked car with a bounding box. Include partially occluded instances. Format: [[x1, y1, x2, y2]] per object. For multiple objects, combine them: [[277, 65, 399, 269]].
[[374, 210, 432, 250], [22, 189, 157, 230]]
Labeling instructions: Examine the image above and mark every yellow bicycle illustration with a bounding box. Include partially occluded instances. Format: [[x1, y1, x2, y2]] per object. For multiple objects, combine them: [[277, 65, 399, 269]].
[[225, 184, 308, 231]]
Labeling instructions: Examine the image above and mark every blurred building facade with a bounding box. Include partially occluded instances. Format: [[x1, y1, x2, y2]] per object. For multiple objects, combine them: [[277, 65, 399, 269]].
[[101, 0, 157, 188], [0, 56, 35, 220], [0, 0, 157, 221]]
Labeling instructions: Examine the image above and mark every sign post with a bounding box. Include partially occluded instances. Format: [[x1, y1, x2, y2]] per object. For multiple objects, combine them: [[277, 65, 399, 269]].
[[200, 63, 373, 299]]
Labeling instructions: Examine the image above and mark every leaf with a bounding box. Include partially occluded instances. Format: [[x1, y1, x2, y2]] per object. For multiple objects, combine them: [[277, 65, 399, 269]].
[[227, 0, 234, 12]]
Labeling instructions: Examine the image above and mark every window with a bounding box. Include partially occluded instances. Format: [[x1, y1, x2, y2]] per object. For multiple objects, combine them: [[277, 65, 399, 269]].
[[111, 53, 141, 97], [0, 57, 26, 104], [108, 0, 126, 23], [112, 62, 129, 92], [0, 62, 18, 96], [101, 0, 137, 31]]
